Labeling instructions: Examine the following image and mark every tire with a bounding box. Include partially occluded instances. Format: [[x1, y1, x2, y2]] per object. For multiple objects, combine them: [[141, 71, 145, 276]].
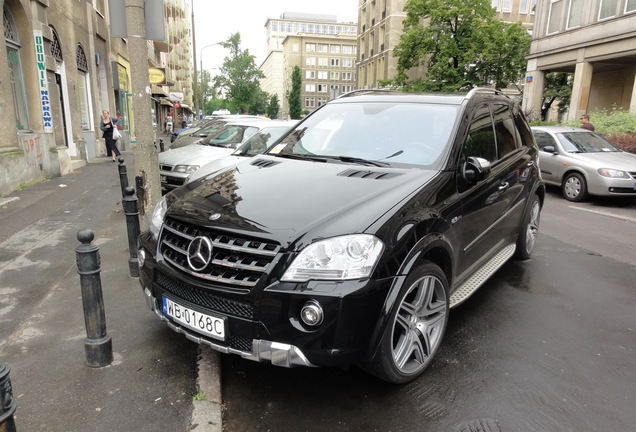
[[562, 172, 588, 202], [364, 262, 449, 384], [514, 194, 541, 261]]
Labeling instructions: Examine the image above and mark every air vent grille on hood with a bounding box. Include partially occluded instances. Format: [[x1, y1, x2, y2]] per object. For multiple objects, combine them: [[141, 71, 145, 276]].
[[250, 159, 280, 168], [337, 169, 404, 180]]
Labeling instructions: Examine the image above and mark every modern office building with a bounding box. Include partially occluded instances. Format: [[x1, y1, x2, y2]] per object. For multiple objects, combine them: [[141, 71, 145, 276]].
[[260, 13, 357, 118], [523, 0, 636, 121]]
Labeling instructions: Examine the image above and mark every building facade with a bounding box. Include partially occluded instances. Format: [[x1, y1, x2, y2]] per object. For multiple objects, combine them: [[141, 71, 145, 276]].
[[523, 0, 636, 121], [260, 13, 357, 118], [0, 0, 193, 196]]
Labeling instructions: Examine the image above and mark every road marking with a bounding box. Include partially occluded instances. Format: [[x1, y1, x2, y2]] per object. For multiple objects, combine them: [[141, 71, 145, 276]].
[[0, 197, 20, 206], [569, 206, 636, 223]]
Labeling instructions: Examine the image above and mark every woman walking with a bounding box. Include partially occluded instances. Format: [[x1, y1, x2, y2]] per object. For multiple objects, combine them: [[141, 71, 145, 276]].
[[100, 109, 121, 161]]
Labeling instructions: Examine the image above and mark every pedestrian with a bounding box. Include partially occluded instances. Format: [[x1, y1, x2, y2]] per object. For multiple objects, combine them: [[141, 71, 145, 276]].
[[100, 109, 121, 161], [165, 114, 173, 135], [181, 113, 187, 129], [580, 114, 595, 131]]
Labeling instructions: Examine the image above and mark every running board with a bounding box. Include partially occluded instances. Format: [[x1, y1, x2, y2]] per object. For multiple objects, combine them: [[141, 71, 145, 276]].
[[449, 243, 516, 308]]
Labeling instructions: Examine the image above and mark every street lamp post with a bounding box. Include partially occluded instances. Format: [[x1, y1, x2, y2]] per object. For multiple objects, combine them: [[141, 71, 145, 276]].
[[199, 42, 222, 118]]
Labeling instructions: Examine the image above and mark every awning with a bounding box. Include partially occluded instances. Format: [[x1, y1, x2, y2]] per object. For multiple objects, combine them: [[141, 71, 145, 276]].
[[180, 104, 190, 110], [160, 98, 173, 106], [151, 85, 169, 97]]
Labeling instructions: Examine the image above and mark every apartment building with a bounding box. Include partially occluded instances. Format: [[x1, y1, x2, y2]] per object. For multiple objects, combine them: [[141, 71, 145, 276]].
[[523, 0, 636, 121], [357, 0, 536, 89], [260, 13, 357, 118]]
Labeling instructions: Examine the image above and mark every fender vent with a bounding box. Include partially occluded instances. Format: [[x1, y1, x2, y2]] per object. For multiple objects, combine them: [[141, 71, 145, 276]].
[[337, 169, 403, 180], [250, 159, 280, 168]]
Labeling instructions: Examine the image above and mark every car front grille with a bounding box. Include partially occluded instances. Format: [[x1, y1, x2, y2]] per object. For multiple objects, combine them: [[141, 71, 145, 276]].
[[159, 216, 280, 290], [160, 164, 174, 171]]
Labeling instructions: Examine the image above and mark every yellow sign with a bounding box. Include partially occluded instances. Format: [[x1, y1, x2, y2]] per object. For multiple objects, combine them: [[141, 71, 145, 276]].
[[148, 67, 166, 85]]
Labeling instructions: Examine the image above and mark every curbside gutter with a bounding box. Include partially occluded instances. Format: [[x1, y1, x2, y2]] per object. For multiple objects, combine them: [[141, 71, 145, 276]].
[[191, 347, 223, 431]]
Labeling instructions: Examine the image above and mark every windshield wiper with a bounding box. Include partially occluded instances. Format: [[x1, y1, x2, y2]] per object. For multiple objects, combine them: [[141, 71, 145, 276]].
[[332, 155, 390, 167], [275, 153, 328, 162]]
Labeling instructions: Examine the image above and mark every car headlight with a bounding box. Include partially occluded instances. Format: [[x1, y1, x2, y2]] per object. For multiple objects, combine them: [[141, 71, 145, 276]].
[[597, 168, 629, 178], [173, 164, 200, 174], [150, 196, 168, 240], [281, 235, 384, 282]]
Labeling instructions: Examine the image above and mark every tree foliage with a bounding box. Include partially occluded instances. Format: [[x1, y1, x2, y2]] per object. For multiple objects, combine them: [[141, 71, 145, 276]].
[[287, 66, 302, 119], [393, 0, 531, 92], [267, 94, 280, 119], [540, 73, 572, 121], [214, 33, 265, 114]]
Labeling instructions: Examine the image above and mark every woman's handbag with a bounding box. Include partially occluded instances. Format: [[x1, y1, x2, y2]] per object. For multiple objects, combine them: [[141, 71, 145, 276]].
[[112, 127, 122, 140]]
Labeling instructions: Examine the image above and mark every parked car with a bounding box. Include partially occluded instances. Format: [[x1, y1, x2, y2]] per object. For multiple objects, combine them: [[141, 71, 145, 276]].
[[138, 89, 545, 384], [169, 115, 270, 149], [158, 120, 273, 193], [188, 120, 297, 183], [532, 126, 636, 201]]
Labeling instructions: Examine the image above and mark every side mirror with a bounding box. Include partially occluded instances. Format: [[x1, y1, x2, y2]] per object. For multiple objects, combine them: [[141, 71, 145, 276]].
[[543, 145, 557, 154], [462, 157, 491, 183]]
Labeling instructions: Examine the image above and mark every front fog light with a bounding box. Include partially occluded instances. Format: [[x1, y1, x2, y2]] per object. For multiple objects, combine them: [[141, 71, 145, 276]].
[[300, 300, 324, 326], [138, 248, 146, 268]]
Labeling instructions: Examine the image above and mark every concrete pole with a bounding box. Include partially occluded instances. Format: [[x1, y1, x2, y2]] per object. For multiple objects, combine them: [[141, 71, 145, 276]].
[[126, 0, 161, 231]]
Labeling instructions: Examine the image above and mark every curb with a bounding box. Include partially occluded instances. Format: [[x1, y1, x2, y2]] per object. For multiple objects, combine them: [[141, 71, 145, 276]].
[[191, 347, 223, 431]]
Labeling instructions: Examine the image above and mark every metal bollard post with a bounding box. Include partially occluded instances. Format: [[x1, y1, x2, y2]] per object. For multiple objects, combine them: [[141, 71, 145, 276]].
[[122, 187, 141, 277], [159, 139, 165, 152], [75, 230, 113, 368], [0, 363, 17, 432], [117, 157, 128, 198]]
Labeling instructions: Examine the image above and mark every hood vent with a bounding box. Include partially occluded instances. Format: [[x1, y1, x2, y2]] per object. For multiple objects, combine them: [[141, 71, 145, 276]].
[[250, 159, 281, 168], [337, 169, 403, 180]]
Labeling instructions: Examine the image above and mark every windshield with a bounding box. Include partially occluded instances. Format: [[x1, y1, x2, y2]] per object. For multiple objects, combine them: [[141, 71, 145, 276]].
[[268, 102, 458, 167], [199, 124, 259, 149], [233, 126, 293, 157], [558, 132, 620, 153]]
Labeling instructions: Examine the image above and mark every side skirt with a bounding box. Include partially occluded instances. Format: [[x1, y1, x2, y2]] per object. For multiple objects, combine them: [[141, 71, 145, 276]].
[[449, 243, 516, 308]]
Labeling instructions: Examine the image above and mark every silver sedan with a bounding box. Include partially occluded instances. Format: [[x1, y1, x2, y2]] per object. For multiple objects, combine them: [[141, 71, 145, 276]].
[[531, 126, 636, 201]]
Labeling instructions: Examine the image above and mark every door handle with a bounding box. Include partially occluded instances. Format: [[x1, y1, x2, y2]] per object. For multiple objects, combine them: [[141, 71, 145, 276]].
[[498, 182, 509, 191]]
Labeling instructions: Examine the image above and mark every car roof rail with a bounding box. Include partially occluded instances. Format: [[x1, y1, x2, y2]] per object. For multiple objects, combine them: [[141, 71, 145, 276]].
[[336, 88, 401, 99], [466, 87, 510, 99]]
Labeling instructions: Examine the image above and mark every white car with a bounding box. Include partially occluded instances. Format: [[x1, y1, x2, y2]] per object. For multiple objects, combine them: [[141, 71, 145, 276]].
[[188, 120, 297, 183], [159, 120, 274, 192], [532, 126, 636, 201]]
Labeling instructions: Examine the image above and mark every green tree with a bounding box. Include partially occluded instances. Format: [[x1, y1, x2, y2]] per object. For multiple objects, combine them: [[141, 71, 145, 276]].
[[267, 94, 280, 119], [214, 33, 265, 113], [287, 66, 302, 119], [540, 73, 572, 121], [198, 69, 217, 115], [393, 0, 531, 92]]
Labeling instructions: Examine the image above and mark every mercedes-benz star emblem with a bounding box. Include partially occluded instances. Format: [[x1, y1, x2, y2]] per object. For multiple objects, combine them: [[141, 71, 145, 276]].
[[186, 236, 213, 271]]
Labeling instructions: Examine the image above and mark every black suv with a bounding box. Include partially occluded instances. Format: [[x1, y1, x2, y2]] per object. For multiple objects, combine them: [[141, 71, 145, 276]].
[[137, 89, 545, 383]]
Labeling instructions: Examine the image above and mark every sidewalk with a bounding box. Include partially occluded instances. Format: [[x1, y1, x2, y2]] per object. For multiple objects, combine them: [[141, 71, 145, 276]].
[[0, 153, 222, 431]]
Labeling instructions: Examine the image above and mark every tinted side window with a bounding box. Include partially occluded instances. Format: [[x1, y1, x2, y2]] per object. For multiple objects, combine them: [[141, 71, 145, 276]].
[[492, 104, 519, 158], [464, 104, 496, 162], [533, 131, 557, 151]]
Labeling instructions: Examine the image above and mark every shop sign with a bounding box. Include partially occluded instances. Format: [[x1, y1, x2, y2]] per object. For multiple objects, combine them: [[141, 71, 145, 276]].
[[34, 30, 53, 133], [149, 67, 167, 85]]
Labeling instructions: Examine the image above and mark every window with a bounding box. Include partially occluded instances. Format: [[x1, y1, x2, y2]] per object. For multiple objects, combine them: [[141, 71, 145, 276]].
[[318, 57, 328, 67], [330, 45, 341, 54], [492, 104, 519, 159], [305, 84, 316, 92], [306, 57, 316, 66], [599, 0, 619, 19], [343, 58, 353, 68], [317, 84, 329, 92], [533, 131, 558, 151], [77, 44, 92, 130], [292, 43, 299, 52], [567, 0, 583, 28], [342, 45, 354, 54], [520, 0, 529, 13], [317, 71, 329, 80], [305, 97, 315, 108], [491, 0, 500, 11], [464, 105, 496, 162], [330, 58, 340, 67], [305, 43, 316, 52], [318, 97, 328, 106], [330, 72, 340, 80], [306, 70, 315, 79], [342, 85, 353, 93], [502, 0, 512, 12], [271, 22, 279, 32], [547, 0, 564, 34], [627, 0, 636, 12], [342, 72, 352, 81], [317, 44, 328, 53], [4, 6, 29, 130]]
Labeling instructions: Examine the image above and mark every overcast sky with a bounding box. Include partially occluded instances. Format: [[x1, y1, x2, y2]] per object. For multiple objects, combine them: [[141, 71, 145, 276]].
[[191, 0, 359, 73]]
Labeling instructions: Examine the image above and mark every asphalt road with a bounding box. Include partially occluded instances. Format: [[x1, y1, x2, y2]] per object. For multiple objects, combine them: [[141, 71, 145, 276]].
[[220, 190, 636, 432]]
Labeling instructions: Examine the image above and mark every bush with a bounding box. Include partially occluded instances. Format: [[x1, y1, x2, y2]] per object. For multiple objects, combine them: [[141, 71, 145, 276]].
[[605, 133, 636, 154], [557, 107, 636, 154]]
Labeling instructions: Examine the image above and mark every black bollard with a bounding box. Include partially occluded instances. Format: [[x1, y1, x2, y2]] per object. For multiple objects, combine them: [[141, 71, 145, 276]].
[[123, 187, 141, 277], [159, 139, 165, 152], [0, 363, 17, 432], [117, 157, 128, 198], [75, 230, 113, 368]]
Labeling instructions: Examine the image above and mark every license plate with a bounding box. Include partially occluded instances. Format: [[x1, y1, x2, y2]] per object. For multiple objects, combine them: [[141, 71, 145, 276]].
[[160, 175, 167, 184], [162, 297, 225, 341]]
